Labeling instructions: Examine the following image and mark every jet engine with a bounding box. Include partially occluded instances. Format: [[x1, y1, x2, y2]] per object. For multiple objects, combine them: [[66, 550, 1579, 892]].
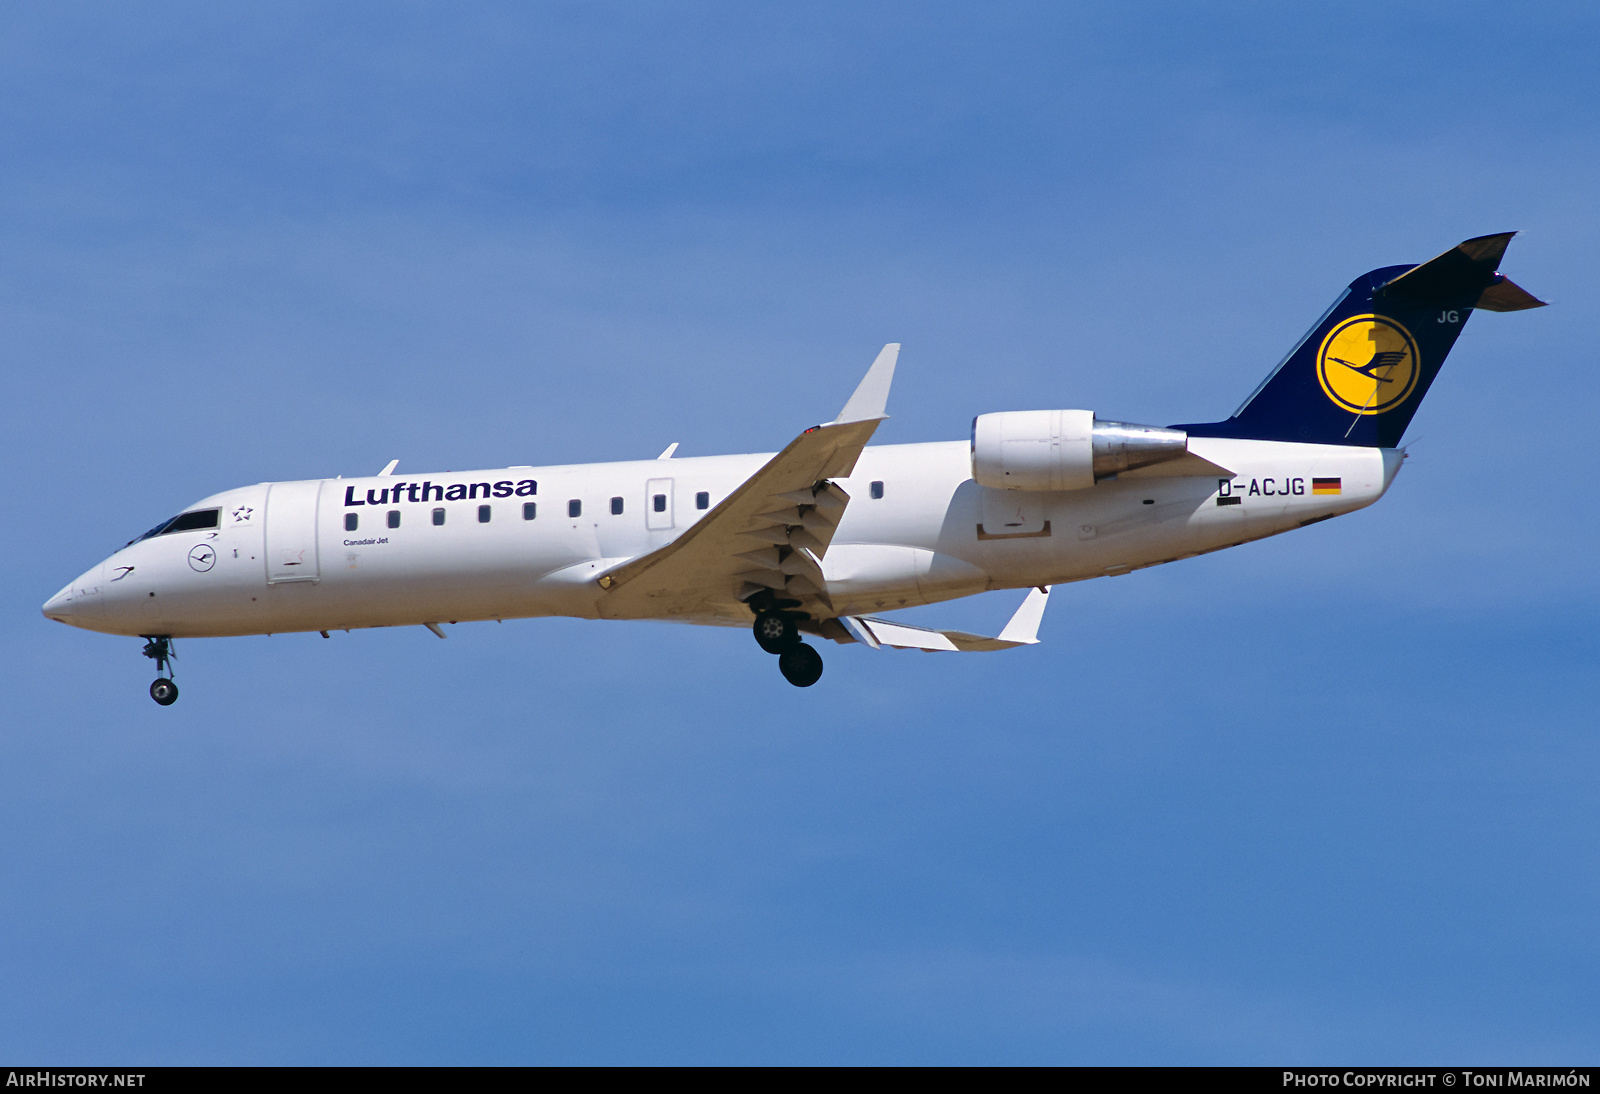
[[971, 410, 1190, 491]]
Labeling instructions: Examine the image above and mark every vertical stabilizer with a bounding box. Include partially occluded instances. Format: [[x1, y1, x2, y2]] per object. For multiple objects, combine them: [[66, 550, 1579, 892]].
[[1176, 234, 1543, 448]]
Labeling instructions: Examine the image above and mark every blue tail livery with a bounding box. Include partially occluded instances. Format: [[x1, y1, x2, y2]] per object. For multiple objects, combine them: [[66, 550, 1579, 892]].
[[1177, 233, 1545, 448]]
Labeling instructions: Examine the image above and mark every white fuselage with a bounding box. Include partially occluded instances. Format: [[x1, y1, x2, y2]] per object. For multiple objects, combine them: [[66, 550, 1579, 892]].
[[43, 436, 1402, 639]]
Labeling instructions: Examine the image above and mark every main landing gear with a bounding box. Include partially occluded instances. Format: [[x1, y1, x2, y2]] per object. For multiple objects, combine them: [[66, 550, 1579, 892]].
[[142, 636, 178, 706], [750, 600, 825, 688], [777, 643, 824, 688]]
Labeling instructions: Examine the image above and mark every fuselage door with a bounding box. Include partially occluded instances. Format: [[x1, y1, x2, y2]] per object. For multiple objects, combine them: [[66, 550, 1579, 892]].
[[265, 480, 323, 583], [979, 487, 1047, 537], [646, 477, 674, 530]]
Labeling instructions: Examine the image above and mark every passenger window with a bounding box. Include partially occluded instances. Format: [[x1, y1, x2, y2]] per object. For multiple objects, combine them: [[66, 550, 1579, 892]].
[[569, 499, 582, 518], [696, 491, 709, 510], [387, 510, 400, 529], [523, 502, 537, 520], [345, 513, 358, 532], [478, 505, 492, 523], [611, 496, 624, 515], [653, 494, 666, 513], [432, 508, 446, 526], [870, 481, 884, 499]]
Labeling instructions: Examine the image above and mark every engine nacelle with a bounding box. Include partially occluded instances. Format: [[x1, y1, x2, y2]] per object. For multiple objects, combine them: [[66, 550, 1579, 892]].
[[971, 411, 1189, 491], [972, 409, 1096, 491]]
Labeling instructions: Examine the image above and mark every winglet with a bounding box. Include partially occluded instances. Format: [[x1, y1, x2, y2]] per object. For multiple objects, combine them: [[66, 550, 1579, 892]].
[[997, 586, 1051, 645], [834, 344, 899, 424], [378, 460, 399, 476], [657, 442, 679, 460]]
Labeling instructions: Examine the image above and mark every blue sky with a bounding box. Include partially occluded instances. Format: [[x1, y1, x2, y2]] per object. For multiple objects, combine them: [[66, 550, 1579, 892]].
[[3, 1, 1596, 1064]]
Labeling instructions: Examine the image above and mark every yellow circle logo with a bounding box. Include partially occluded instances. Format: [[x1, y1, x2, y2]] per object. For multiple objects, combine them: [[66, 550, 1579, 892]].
[[1316, 314, 1419, 415]]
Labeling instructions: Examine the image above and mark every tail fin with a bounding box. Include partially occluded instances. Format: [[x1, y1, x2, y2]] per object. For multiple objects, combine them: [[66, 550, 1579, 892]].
[[1176, 233, 1544, 448]]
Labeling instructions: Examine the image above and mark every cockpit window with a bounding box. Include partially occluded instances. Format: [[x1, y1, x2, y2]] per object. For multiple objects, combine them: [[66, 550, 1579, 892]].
[[129, 520, 173, 546], [127, 508, 221, 547], [165, 509, 221, 533]]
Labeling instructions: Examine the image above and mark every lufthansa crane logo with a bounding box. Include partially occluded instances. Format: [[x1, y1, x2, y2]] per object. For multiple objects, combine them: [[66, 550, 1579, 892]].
[[1316, 314, 1420, 415]]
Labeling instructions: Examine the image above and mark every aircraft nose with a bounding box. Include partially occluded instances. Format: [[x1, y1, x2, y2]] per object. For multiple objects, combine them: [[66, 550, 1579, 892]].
[[42, 584, 76, 624], [43, 563, 106, 628]]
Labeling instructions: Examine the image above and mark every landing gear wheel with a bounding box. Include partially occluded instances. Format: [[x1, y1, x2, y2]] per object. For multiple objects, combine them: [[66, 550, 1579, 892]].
[[753, 611, 800, 654], [778, 643, 824, 688], [150, 678, 179, 706]]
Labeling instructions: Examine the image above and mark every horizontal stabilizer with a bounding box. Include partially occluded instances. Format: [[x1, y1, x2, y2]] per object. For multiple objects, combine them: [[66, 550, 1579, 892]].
[[843, 586, 1051, 652], [1378, 231, 1546, 310], [1474, 277, 1546, 312]]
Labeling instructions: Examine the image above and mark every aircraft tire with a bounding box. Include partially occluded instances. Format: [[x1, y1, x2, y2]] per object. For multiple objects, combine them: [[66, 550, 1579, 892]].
[[753, 611, 800, 654], [150, 678, 179, 706], [778, 643, 824, 688]]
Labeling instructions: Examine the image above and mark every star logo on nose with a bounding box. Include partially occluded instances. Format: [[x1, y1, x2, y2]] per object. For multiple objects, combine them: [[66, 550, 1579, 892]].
[[231, 506, 254, 523]]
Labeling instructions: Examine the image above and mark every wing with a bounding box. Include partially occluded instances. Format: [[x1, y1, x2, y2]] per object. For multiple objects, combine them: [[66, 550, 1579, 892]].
[[595, 345, 899, 625], [843, 587, 1052, 652]]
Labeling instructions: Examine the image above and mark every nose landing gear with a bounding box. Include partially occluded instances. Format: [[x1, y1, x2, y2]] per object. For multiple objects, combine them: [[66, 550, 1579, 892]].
[[749, 600, 825, 688], [142, 636, 178, 706]]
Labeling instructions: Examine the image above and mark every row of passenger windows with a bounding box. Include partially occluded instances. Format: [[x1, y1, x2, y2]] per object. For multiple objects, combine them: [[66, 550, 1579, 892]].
[[567, 490, 713, 518], [341, 483, 887, 532], [346, 502, 533, 531], [343, 488, 722, 532]]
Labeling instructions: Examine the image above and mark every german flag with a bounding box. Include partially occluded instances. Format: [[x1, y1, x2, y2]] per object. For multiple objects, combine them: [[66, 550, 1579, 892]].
[[1312, 477, 1342, 495]]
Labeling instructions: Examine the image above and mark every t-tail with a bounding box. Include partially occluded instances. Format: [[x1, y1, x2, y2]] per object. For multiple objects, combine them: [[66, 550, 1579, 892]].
[[1175, 233, 1545, 448]]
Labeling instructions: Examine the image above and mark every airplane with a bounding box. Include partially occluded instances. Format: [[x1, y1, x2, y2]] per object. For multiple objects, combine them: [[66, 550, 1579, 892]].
[[42, 233, 1544, 703]]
